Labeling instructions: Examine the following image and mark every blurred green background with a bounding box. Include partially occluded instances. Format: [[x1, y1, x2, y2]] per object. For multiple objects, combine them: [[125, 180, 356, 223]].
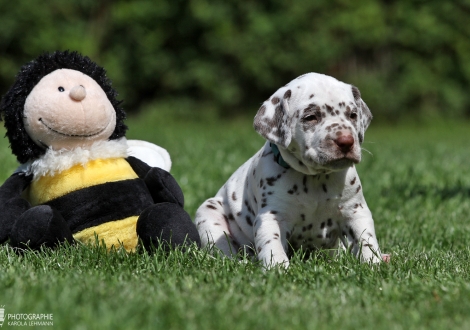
[[0, 0, 469, 122]]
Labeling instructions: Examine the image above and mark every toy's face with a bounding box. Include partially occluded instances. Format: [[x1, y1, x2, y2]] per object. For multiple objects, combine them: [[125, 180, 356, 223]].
[[23, 69, 116, 151]]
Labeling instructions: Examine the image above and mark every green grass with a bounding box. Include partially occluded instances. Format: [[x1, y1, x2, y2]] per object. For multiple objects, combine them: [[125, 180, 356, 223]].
[[0, 111, 469, 330]]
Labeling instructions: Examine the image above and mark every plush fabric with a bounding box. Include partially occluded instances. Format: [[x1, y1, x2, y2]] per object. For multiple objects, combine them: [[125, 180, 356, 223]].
[[0, 50, 201, 252]]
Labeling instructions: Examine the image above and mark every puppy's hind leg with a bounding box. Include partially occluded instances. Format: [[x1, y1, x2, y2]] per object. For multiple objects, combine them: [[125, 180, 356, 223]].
[[195, 198, 239, 257]]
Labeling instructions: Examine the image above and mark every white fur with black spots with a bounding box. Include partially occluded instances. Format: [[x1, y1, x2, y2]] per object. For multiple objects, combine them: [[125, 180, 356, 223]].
[[195, 73, 389, 268]]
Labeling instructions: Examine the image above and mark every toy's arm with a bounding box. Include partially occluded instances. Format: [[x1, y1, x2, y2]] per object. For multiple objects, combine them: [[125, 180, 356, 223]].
[[126, 156, 184, 207], [0, 172, 32, 243]]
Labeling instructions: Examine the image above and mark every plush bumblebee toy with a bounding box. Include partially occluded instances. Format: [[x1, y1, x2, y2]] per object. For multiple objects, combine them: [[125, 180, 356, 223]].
[[0, 50, 201, 251]]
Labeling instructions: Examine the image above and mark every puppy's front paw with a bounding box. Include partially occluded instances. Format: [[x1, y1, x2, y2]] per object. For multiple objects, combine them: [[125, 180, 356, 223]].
[[262, 254, 290, 270]]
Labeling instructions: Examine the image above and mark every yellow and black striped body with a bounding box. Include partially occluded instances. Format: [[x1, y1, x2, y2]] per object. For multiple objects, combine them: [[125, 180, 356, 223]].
[[23, 157, 153, 251]]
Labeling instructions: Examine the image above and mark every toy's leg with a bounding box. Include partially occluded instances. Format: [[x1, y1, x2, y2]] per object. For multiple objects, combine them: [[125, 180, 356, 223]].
[[10, 205, 74, 250], [136, 202, 201, 251], [0, 197, 31, 243], [0, 172, 33, 243]]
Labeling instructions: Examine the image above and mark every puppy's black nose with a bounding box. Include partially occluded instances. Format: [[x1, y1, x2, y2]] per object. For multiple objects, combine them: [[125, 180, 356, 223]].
[[334, 135, 354, 153]]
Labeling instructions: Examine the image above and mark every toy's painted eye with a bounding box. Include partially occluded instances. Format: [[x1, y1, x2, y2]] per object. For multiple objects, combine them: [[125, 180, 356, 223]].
[[58, 87, 65, 92]]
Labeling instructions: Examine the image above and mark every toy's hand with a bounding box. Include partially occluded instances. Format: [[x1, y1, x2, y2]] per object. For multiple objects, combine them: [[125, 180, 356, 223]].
[[0, 172, 32, 202], [126, 156, 184, 207], [0, 173, 33, 243], [143, 167, 185, 207]]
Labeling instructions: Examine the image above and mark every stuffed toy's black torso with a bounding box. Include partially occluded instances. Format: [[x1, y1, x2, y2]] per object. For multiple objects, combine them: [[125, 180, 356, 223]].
[[0, 51, 201, 251]]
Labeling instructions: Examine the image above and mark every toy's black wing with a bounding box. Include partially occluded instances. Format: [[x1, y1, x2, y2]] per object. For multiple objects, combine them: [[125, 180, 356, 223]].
[[0, 172, 32, 243], [126, 156, 184, 207]]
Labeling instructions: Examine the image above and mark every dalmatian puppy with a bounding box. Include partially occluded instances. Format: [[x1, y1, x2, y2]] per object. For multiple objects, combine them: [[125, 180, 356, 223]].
[[195, 73, 388, 268]]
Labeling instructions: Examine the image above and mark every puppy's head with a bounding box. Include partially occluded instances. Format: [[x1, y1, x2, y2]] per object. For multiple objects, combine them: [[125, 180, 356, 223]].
[[254, 73, 372, 174]]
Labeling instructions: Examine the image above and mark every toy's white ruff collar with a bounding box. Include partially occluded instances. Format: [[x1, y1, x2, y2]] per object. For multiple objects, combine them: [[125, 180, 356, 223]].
[[19, 138, 129, 178]]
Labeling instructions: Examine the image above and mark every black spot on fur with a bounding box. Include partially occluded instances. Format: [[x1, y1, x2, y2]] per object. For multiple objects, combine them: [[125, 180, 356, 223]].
[[246, 216, 253, 226], [284, 90, 292, 99], [266, 177, 277, 186], [351, 86, 361, 100], [350, 177, 357, 185], [302, 176, 308, 193], [207, 204, 217, 210], [349, 228, 355, 238], [322, 184, 327, 193], [244, 199, 255, 216], [325, 104, 334, 115]]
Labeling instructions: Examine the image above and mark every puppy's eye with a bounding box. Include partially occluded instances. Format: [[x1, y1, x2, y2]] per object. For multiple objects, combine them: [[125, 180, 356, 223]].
[[303, 114, 318, 122], [350, 112, 358, 120], [58, 87, 65, 92]]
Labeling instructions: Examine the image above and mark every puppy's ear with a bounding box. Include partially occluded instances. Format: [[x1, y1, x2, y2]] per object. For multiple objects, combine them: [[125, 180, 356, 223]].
[[351, 85, 372, 143], [253, 88, 294, 148]]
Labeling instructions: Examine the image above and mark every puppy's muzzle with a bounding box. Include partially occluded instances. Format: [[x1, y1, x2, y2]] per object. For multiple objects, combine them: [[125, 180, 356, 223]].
[[334, 135, 354, 153]]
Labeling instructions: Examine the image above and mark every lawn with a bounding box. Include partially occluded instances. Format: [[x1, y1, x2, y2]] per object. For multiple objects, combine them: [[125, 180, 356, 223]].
[[0, 109, 469, 330]]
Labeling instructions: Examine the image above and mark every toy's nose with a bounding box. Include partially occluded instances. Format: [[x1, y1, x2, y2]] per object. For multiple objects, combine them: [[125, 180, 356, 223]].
[[69, 85, 86, 101]]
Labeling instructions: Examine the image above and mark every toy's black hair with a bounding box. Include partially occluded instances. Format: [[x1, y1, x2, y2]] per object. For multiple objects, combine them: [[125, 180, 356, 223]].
[[0, 50, 128, 163]]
